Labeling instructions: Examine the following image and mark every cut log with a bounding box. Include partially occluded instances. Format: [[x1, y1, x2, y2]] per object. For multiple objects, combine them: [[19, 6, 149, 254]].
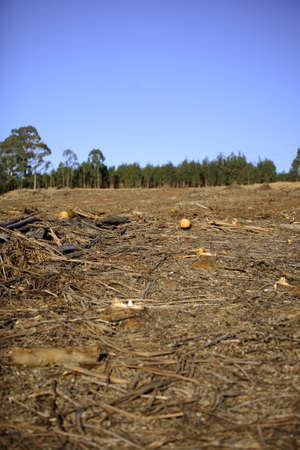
[[11, 345, 103, 366]]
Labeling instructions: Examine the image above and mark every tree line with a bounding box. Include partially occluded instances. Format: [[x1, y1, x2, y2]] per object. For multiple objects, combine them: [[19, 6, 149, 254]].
[[0, 126, 299, 193]]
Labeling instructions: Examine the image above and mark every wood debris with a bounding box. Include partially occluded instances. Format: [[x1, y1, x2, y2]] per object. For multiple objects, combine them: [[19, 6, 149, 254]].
[[0, 184, 299, 449], [274, 277, 300, 293], [11, 345, 103, 366], [209, 219, 272, 232]]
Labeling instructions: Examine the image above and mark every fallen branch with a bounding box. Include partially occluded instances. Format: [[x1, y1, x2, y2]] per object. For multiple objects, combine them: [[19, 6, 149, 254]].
[[64, 365, 129, 385], [3, 216, 38, 230], [209, 220, 272, 232], [72, 208, 105, 221], [48, 226, 62, 246]]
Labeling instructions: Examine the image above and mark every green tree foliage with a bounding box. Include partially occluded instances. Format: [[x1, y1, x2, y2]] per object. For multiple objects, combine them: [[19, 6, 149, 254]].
[[289, 148, 300, 180], [161, 162, 177, 187], [177, 159, 192, 187], [256, 159, 276, 183], [88, 149, 106, 188], [220, 153, 252, 185], [1, 130, 30, 187], [0, 126, 51, 189], [116, 163, 142, 188], [0, 157, 9, 193], [2, 126, 299, 193], [62, 149, 78, 187], [143, 164, 155, 188], [108, 166, 118, 188]]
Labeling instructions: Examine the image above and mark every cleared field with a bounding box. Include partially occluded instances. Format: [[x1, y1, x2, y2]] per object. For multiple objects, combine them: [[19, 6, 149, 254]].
[[0, 183, 299, 449]]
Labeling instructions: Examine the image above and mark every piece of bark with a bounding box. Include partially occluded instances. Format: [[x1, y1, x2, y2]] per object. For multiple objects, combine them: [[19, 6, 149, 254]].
[[65, 250, 85, 259], [0, 218, 23, 227], [11, 345, 103, 367], [83, 236, 101, 248], [57, 245, 82, 254], [57, 235, 101, 255], [4, 216, 38, 230], [26, 227, 49, 239], [97, 216, 130, 227]]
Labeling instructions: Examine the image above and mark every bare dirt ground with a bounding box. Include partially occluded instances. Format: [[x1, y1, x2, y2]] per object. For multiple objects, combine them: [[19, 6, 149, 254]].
[[0, 182, 299, 449]]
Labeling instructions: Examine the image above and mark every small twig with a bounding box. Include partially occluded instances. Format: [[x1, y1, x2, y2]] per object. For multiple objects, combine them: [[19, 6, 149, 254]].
[[52, 380, 65, 431], [94, 279, 127, 297], [195, 202, 211, 210], [48, 226, 62, 246], [76, 407, 87, 435], [84, 424, 143, 449], [9, 397, 49, 418], [0, 324, 60, 342], [151, 255, 168, 272], [209, 220, 272, 232], [142, 281, 156, 298], [0, 422, 46, 432], [53, 429, 104, 448], [0, 255, 7, 280], [125, 365, 200, 385], [64, 365, 128, 385]]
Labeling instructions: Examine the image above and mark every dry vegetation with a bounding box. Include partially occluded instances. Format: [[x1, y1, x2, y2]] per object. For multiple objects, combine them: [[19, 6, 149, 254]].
[[0, 182, 299, 449]]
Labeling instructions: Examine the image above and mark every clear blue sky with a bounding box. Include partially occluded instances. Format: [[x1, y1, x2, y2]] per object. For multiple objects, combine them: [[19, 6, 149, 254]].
[[0, 0, 299, 172]]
